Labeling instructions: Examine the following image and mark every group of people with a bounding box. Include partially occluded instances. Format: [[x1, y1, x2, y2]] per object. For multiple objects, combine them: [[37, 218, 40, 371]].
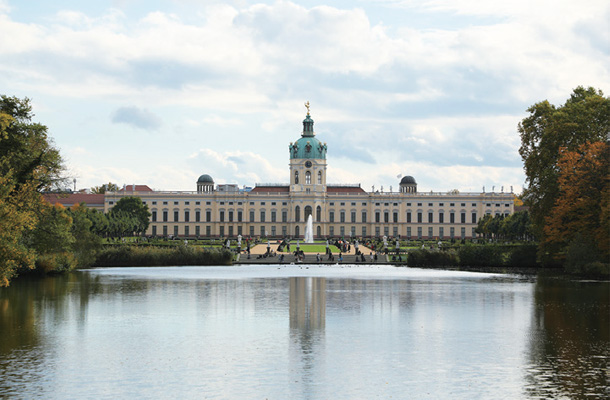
[[255, 249, 277, 260], [315, 252, 339, 262], [293, 249, 305, 262], [332, 240, 351, 253], [243, 238, 395, 264]]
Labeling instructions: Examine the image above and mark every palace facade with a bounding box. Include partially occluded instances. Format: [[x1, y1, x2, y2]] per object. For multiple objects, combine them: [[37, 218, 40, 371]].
[[104, 108, 515, 240]]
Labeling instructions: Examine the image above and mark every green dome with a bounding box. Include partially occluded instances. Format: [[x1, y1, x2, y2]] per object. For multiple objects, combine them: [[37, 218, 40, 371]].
[[197, 174, 214, 183], [290, 136, 327, 159], [289, 113, 327, 159]]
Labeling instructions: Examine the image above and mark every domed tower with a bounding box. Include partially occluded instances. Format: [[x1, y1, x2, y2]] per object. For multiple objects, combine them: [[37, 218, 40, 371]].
[[288, 102, 327, 193], [197, 174, 214, 193], [399, 175, 417, 193]]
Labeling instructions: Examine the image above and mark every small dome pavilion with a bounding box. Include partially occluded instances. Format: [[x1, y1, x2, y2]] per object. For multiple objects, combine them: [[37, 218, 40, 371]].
[[197, 174, 214, 193], [399, 175, 417, 193]]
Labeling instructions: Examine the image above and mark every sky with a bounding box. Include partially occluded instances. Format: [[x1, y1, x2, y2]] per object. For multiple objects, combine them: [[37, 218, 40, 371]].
[[1, 0, 608, 194]]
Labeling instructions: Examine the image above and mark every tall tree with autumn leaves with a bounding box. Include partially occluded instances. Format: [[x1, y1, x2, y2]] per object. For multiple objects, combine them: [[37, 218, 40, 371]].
[[519, 87, 610, 269], [543, 142, 609, 269]]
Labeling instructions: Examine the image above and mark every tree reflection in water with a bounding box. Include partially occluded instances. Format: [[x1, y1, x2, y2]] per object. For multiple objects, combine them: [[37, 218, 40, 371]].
[[525, 278, 610, 398], [0, 273, 102, 396]]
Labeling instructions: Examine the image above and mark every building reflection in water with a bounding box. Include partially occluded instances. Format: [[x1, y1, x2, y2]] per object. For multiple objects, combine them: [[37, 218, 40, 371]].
[[288, 277, 326, 398], [289, 277, 326, 330]]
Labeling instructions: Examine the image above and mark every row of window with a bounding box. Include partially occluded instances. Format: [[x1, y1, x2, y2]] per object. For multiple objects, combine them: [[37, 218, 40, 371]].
[[151, 210, 288, 223], [111, 198, 512, 208], [131, 200, 294, 206], [150, 224, 479, 239], [151, 225, 282, 238], [151, 209, 513, 224]]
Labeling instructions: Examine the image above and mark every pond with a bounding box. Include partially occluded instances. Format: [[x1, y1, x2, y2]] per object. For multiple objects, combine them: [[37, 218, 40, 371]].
[[0, 265, 608, 399]]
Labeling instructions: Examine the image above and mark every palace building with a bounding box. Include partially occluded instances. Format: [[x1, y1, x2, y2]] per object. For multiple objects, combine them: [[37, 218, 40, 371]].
[[104, 106, 515, 240]]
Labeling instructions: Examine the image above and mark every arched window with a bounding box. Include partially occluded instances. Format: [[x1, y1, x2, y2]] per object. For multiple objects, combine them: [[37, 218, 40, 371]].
[[295, 226, 300, 238], [295, 206, 300, 222], [304, 206, 312, 220], [317, 171, 322, 184], [294, 171, 299, 184], [305, 171, 311, 184], [316, 226, 321, 238], [316, 205, 321, 221]]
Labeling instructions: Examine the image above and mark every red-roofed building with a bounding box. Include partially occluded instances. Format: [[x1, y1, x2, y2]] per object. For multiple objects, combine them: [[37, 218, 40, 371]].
[[43, 193, 105, 212]]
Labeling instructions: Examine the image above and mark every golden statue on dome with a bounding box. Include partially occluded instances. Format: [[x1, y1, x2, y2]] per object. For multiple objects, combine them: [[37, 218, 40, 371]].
[[304, 101, 310, 115]]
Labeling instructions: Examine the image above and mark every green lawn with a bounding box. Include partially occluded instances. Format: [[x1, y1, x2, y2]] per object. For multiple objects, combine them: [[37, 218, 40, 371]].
[[280, 244, 340, 253]]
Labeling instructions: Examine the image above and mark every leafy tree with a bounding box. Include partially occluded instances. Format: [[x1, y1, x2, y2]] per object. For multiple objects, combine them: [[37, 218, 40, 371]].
[[0, 175, 39, 286], [0, 95, 70, 285], [106, 210, 139, 238], [27, 202, 80, 274], [518, 86, 610, 243], [68, 204, 102, 267], [0, 96, 64, 191], [476, 214, 504, 239], [91, 182, 119, 194], [28, 203, 74, 255], [109, 196, 151, 236], [543, 141, 609, 262], [475, 214, 493, 239], [86, 208, 110, 237], [500, 211, 533, 241], [488, 214, 503, 238]]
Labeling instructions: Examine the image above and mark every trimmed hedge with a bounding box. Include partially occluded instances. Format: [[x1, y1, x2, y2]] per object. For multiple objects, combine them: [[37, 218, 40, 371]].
[[507, 245, 539, 268], [407, 249, 458, 267], [406, 244, 540, 269], [93, 245, 233, 267], [458, 245, 504, 268]]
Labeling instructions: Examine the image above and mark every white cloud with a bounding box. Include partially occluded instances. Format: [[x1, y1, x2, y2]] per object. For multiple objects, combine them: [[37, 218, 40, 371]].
[[2, 0, 606, 109], [188, 148, 286, 186], [201, 115, 244, 127], [68, 146, 89, 156], [236, 2, 399, 74], [111, 106, 163, 130], [349, 160, 524, 194], [0, 0, 607, 195]]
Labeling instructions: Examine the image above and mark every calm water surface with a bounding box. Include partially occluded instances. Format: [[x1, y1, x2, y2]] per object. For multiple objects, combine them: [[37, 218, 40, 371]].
[[0, 265, 608, 399]]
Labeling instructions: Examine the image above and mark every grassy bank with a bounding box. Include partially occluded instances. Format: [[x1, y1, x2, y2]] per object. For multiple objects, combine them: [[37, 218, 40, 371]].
[[93, 245, 233, 267]]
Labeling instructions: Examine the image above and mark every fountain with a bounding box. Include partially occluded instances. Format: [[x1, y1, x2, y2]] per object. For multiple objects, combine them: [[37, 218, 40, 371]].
[[304, 214, 314, 243]]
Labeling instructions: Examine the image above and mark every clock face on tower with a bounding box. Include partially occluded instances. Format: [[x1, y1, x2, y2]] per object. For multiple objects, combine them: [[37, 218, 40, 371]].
[[305, 161, 312, 168]]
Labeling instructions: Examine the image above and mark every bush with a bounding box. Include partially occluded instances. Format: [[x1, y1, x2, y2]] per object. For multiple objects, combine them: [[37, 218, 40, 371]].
[[564, 234, 608, 277], [564, 234, 601, 274], [458, 245, 503, 267], [35, 252, 78, 274], [507, 245, 539, 268], [407, 249, 458, 267], [580, 262, 610, 278], [93, 245, 233, 267]]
